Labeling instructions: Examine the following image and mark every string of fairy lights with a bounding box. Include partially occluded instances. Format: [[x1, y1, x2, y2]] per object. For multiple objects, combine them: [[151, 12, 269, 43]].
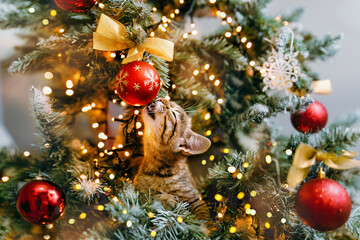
[[210, 141, 295, 233], [0, 1, 299, 238]]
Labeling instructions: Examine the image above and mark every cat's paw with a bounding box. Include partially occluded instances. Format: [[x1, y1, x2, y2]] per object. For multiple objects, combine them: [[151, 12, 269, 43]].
[[157, 193, 179, 210]]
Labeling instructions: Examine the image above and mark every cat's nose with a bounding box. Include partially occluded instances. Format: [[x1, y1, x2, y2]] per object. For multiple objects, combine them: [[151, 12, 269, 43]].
[[146, 102, 156, 119], [147, 102, 156, 112]]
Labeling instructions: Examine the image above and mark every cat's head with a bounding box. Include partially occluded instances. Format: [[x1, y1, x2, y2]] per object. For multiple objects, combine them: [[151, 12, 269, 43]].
[[142, 98, 211, 156]]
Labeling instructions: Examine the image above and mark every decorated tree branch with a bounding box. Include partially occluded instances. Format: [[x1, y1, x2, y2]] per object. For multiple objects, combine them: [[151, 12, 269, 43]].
[[0, 0, 360, 239]]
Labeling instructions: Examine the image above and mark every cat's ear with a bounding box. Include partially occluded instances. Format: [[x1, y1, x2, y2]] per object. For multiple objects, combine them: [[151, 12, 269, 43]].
[[178, 130, 211, 155]]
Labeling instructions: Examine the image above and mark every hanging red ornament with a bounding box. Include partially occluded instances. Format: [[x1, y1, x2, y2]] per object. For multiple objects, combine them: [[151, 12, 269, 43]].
[[291, 101, 328, 133], [115, 61, 161, 106], [16, 180, 66, 224], [54, 0, 96, 13], [295, 178, 352, 232]]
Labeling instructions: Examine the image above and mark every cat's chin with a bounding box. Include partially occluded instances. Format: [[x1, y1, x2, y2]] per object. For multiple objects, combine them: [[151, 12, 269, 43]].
[[142, 107, 157, 131]]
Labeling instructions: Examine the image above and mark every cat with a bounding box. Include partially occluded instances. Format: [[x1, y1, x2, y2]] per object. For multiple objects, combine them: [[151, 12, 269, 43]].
[[134, 98, 212, 227]]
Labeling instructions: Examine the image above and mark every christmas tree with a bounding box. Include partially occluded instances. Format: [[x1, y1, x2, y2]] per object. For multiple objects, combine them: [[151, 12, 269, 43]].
[[1, 0, 359, 239]]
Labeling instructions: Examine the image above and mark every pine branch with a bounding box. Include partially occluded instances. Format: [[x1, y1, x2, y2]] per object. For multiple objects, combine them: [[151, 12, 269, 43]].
[[302, 33, 343, 61], [230, 91, 313, 127], [86, 183, 208, 240], [80, 223, 112, 240], [314, 126, 360, 153], [329, 110, 360, 128], [30, 87, 90, 184], [281, 7, 305, 22], [8, 50, 48, 73]]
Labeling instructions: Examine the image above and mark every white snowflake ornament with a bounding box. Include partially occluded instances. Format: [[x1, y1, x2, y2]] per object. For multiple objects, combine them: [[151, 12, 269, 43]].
[[73, 176, 104, 202], [258, 27, 304, 92], [258, 49, 303, 92]]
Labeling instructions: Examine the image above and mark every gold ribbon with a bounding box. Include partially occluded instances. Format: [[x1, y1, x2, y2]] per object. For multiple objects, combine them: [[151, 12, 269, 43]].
[[289, 79, 332, 96], [287, 143, 360, 190], [313, 79, 332, 95], [93, 14, 174, 64]]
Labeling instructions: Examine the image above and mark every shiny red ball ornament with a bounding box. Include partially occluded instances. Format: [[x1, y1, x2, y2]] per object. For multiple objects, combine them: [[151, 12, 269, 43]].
[[115, 61, 161, 106], [16, 180, 66, 224], [291, 101, 328, 133], [295, 178, 352, 232], [54, 0, 96, 12]]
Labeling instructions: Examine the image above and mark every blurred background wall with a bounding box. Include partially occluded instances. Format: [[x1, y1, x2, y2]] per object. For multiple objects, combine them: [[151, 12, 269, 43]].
[[0, 0, 359, 150]]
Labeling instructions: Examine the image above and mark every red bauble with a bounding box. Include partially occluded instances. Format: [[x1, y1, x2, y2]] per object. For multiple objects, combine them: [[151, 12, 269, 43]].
[[115, 61, 161, 106], [54, 0, 96, 12], [295, 178, 352, 232], [16, 180, 66, 224], [291, 101, 328, 133]]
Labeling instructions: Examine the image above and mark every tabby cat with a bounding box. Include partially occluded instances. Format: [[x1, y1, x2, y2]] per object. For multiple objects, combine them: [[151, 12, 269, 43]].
[[134, 98, 212, 226]]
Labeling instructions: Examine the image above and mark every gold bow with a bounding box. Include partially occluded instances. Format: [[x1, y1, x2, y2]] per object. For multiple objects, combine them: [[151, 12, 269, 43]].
[[287, 143, 360, 190], [93, 14, 174, 64]]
